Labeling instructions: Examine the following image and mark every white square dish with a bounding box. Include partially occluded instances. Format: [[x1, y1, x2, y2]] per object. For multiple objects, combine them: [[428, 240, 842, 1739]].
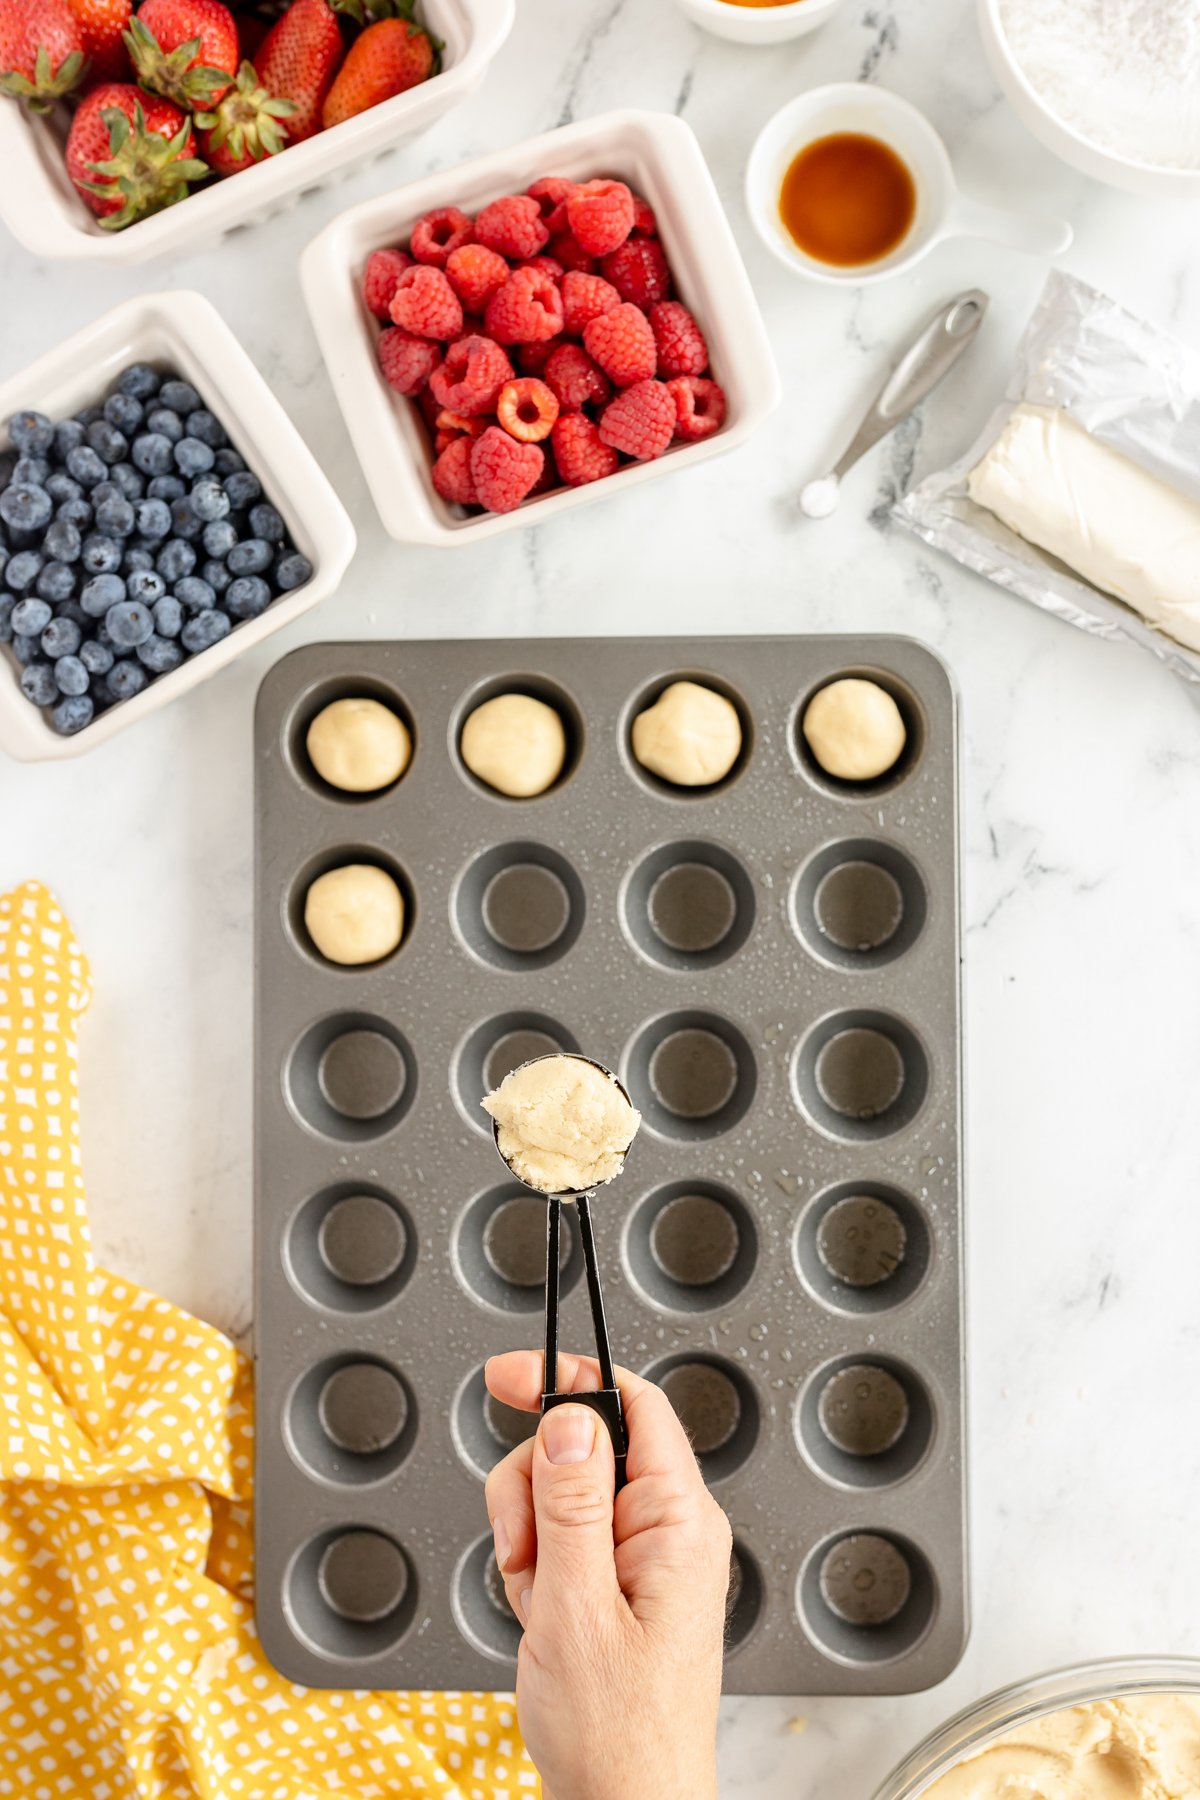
[[0, 0, 514, 265], [299, 108, 782, 546], [0, 290, 356, 763]]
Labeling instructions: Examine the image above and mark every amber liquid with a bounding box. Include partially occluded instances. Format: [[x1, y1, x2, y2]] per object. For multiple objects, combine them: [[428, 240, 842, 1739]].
[[779, 132, 916, 267]]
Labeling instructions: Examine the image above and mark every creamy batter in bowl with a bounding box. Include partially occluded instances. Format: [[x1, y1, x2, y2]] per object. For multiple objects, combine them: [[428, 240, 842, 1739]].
[[874, 1658, 1200, 1799]]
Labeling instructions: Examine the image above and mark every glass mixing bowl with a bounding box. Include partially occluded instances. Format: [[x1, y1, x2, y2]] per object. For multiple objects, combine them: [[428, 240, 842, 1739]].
[[873, 1657, 1200, 1798]]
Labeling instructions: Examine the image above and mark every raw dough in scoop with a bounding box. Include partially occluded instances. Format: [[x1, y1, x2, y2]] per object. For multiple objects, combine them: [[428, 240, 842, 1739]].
[[307, 698, 411, 793], [631, 680, 742, 787], [305, 864, 404, 965], [482, 1055, 641, 1195], [803, 678, 906, 781], [461, 693, 567, 797]]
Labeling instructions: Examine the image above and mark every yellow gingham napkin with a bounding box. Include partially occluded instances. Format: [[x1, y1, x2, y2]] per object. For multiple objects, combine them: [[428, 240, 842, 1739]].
[[0, 881, 536, 1800]]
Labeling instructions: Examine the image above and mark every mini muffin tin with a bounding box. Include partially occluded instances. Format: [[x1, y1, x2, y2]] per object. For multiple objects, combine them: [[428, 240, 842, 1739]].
[[253, 635, 965, 1695]]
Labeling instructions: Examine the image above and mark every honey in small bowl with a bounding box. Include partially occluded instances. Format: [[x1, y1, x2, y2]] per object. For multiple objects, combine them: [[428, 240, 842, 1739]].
[[779, 132, 916, 267]]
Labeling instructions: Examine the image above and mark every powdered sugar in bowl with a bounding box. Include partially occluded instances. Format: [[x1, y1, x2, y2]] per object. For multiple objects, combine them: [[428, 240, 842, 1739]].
[[980, 0, 1200, 196]]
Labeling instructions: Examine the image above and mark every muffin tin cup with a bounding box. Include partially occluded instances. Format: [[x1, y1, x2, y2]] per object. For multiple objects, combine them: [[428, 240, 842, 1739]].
[[254, 635, 964, 1695]]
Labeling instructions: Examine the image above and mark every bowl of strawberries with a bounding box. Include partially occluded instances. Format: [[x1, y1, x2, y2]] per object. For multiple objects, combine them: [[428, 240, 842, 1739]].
[[301, 109, 782, 543], [0, 0, 514, 261]]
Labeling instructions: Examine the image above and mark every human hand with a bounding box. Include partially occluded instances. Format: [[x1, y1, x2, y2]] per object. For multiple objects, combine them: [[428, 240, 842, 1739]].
[[483, 1349, 732, 1800]]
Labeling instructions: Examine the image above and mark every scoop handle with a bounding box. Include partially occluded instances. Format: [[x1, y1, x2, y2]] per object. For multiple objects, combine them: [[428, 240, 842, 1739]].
[[833, 289, 989, 480]]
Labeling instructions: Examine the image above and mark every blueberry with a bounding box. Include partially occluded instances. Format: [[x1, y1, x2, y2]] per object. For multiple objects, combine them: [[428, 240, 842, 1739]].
[[202, 518, 237, 558], [13, 455, 51, 488], [202, 557, 232, 594], [159, 379, 201, 415], [9, 410, 53, 456], [0, 596, 12, 641], [46, 472, 83, 506], [137, 633, 184, 674], [147, 473, 185, 502], [80, 638, 113, 675], [213, 447, 245, 476], [57, 497, 92, 531], [184, 408, 227, 450], [127, 568, 165, 605], [94, 492, 135, 538], [20, 661, 58, 707], [169, 496, 204, 541], [12, 596, 52, 637], [181, 607, 232, 653], [104, 392, 144, 435], [43, 522, 80, 561], [13, 633, 42, 666], [134, 497, 172, 541], [131, 433, 174, 477], [106, 599, 154, 650], [54, 653, 89, 696], [90, 419, 129, 466], [188, 479, 229, 523], [146, 407, 183, 444], [36, 562, 76, 604], [0, 483, 52, 535], [156, 537, 196, 583], [57, 599, 88, 630], [81, 534, 122, 575], [107, 658, 149, 700], [225, 575, 272, 620], [91, 480, 123, 508], [250, 501, 287, 543], [75, 404, 103, 427], [5, 550, 43, 592], [81, 572, 126, 617], [275, 551, 313, 591], [174, 436, 215, 479], [108, 462, 145, 502], [67, 444, 107, 488], [174, 576, 214, 612], [123, 547, 155, 575], [51, 693, 94, 734], [118, 363, 161, 401], [42, 614, 82, 658], [227, 538, 273, 576], [54, 419, 86, 460], [0, 451, 13, 492], [223, 469, 261, 509], [153, 594, 183, 636]]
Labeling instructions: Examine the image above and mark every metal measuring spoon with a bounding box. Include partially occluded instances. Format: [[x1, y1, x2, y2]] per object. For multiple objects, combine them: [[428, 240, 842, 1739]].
[[800, 289, 989, 519]]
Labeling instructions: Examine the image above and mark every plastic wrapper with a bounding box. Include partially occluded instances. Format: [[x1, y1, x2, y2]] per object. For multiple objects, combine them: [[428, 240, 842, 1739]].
[[894, 270, 1200, 685]]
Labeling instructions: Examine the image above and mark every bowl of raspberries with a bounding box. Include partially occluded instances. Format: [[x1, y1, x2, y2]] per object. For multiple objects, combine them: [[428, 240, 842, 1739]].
[[301, 109, 781, 542], [0, 290, 355, 761]]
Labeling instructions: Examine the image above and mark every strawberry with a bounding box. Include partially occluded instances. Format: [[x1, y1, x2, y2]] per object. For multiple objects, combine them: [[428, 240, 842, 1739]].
[[64, 0, 132, 81], [321, 9, 435, 129], [196, 57, 292, 175], [0, 0, 88, 110], [253, 0, 342, 143], [124, 0, 238, 109], [65, 80, 206, 228]]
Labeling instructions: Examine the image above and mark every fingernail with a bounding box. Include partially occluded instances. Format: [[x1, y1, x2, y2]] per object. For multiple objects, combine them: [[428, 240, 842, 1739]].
[[492, 1517, 512, 1572], [518, 1586, 533, 1624], [542, 1404, 596, 1465]]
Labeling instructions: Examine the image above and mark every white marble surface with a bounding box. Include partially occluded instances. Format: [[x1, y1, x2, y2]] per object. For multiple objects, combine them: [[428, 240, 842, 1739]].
[[4, 1, 1200, 1794]]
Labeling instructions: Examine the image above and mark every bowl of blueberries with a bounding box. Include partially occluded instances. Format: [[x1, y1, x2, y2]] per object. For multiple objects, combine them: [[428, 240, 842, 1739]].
[[0, 291, 356, 761]]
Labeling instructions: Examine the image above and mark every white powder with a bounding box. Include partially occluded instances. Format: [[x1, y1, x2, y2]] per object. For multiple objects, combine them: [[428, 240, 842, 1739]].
[[997, 0, 1200, 171]]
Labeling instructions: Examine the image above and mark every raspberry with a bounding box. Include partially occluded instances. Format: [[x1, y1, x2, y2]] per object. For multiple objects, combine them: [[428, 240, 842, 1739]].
[[529, 452, 559, 497], [630, 192, 657, 236], [377, 326, 442, 397], [668, 376, 727, 442], [518, 254, 564, 283], [552, 412, 620, 486], [566, 179, 635, 257], [474, 194, 550, 261], [599, 379, 676, 461], [430, 334, 514, 415], [435, 428, 457, 455], [516, 335, 566, 376], [410, 206, 474, 267], [496, 377, 560, 444], [649, 301, 709, 378], [445, 243, 510, 313], [561, 270, 621, 337], [548, 231, 597, 274], [544, 343, 611, 412], [485, 267, 565, 346], [432, 435, 479, 505], [436, 408, 487, 438], [601, 237, 671, 308], [583, 303, 657, 387], [389, 266, 464, 341], [470, 425, 545, 513], [363, 247, 413, 320], [527, 175, 577, 235]]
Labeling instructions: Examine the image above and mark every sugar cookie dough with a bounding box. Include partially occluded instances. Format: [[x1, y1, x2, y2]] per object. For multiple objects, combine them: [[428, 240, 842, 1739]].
[[631, 680, 742, 787], [482, 1055, 641, 1195], [307, 698, 411, 793], [920, 1691, 1200, 1799], [461, 693, 567, 798], [803, 678, 906, 782], [305, 864, 404, 965]]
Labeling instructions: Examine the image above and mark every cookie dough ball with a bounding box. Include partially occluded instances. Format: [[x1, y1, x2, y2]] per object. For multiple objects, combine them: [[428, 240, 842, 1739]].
[[461, 693, 567, 798], [631, 680, 742, 787], [803, 678, 906, 782], [307, 698, 411, 793], [482, 1054, 641, 1195], [305, 864, 404, 965]]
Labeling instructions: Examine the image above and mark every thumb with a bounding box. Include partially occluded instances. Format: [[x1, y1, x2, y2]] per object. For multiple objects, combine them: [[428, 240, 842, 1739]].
[[528, 1403, 620, 1621]]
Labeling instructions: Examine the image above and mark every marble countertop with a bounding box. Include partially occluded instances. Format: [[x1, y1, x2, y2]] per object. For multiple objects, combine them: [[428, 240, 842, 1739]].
[[4, 0, 1200, 1793]]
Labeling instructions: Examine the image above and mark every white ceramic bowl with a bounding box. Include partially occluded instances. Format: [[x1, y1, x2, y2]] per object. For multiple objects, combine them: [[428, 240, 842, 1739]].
[[301, 109, 781, 547], [0, 292, 356, 763], [979, 0, 1200, 198], [0, 0, 514, 265], [670, 0, 845, 46]]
